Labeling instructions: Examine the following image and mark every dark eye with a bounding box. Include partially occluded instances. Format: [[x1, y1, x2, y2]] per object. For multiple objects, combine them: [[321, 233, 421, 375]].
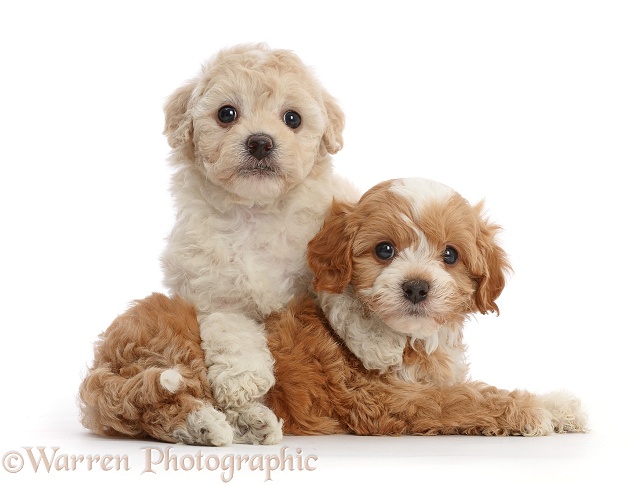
[[283, 110, 301, 129], [218, 105, 238, 124], [375, 242, 396, 261], [443, 246, 458, 265]]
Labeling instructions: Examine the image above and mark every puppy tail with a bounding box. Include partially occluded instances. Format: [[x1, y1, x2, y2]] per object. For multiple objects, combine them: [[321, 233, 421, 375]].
[[78, 365, 188, 440]]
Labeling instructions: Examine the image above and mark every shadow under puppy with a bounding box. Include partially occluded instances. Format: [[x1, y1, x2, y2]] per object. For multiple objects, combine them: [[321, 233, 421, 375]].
[[79, 178, 586, 443]]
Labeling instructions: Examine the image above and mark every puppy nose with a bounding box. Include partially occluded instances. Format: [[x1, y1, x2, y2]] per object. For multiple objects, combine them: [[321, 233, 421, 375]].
[[246, 134, 274, 160], [402, 280, 430, 304]]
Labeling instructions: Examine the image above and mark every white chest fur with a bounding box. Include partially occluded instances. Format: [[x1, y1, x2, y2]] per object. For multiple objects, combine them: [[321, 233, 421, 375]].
[[318, 289, 469, 384], [161, 167, 341, 320]]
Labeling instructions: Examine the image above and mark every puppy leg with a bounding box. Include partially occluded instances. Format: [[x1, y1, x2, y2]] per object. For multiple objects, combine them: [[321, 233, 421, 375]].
[[199, 312, 276, 408], [338, 381, 561, 437], [398, 383, 587, 436], [423, 383, 557, 436]]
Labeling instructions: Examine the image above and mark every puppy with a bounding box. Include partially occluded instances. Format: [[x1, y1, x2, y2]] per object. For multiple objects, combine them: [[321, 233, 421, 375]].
[[266, 177, 587, 435], [158, 44, 356, 444], [79, 178, 586, 443]]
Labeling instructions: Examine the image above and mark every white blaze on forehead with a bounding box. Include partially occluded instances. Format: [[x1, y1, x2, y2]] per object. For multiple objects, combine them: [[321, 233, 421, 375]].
[[389, 178, 455, 218]]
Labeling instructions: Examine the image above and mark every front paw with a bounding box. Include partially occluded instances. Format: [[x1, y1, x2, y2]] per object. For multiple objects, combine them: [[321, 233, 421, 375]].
[[518, 406, 555, 437], [173, 405, 234, 446], [227, 403, 284, 445], [540, 391, 588, 433], [209, 367, 275, 409]]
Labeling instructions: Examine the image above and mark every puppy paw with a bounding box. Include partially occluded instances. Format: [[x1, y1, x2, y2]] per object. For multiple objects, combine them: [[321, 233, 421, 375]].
[[210, 368, 275, 409], [497, 393, 554, 437], [227, 402, 283, 445], [172, 405, 234, 446], [519, 406, 555, 437], [540, 391, 588, 433]]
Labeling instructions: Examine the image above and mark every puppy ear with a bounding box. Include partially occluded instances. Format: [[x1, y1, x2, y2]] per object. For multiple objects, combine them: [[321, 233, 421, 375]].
[[163, 78, 197, 158], [320, 91, 345, 155], [471, 202, 512, 315], [308, 199, 355, 293]]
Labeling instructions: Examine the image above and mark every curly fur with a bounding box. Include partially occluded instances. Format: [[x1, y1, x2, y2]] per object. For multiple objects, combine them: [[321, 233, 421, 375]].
[[267, 178, 587, 435], [79, 178, 587, 443], [78, 293, 233, 445], [156, 43, 357, 443]]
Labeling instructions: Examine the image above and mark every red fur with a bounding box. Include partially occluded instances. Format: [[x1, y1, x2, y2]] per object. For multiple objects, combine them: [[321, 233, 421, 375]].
[[80, 292, 551, 439], [79, 293, 214, 442], [266, 295, 547, 436], [79, 178, 583, 442]]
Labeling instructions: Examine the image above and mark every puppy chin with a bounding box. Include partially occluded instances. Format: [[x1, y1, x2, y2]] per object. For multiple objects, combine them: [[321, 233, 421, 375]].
[[379, 311, 441, 337], [208, 152, 315, 204], [203, 159, 287, 203], [230, 174, 288, 203], [360, 287, 443, 337]]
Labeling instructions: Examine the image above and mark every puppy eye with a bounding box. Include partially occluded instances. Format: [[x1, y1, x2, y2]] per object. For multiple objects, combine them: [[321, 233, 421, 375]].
[[283, 110, 301, 129], [218, 105, 238, 124], [442, 246, 458, 265], [375, 242, 396, 261]]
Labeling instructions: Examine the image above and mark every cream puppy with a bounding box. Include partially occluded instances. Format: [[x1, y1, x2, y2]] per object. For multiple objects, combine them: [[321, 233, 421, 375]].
[[160, 43, 356, 444]]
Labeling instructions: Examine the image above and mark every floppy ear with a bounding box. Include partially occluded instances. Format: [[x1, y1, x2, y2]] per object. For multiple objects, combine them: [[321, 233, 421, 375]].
[[163, 77, 198, 159], [307, 199, 355, 293], [471, 202, 512, 315], [320, 91, 345, 155]]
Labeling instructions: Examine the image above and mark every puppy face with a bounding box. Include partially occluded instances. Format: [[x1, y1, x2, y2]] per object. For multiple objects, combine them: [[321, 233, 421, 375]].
[[163, 44, 344, 203], [308, 178, 511, 337]]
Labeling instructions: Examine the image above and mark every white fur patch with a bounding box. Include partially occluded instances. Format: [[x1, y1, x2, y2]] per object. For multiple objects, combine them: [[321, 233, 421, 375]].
[[389, 178, 455, 219], [318, 289, 407, 373], [159, 369, 183, 393]]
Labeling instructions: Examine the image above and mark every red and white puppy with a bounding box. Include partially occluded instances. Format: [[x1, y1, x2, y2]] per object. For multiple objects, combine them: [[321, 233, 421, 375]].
[[266, 177, 587, 436], [79, 178, 586, 443]]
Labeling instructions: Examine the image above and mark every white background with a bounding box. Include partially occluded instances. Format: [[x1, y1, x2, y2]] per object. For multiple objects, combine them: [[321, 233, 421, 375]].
[[1, 1, 630, 483]]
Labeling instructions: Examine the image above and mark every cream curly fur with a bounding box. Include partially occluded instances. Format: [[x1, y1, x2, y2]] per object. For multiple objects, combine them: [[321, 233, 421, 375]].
[[159, 43, 357, 443]]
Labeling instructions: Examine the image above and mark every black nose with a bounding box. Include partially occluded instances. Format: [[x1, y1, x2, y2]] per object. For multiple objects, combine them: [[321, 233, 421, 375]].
[[246, 134, 274, 160], [402, 280, 430, 304]]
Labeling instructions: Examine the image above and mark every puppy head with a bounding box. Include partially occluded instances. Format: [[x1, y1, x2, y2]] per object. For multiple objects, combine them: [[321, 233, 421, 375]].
[[308, 178, 511, 337], [163, 43, 344, 203]]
